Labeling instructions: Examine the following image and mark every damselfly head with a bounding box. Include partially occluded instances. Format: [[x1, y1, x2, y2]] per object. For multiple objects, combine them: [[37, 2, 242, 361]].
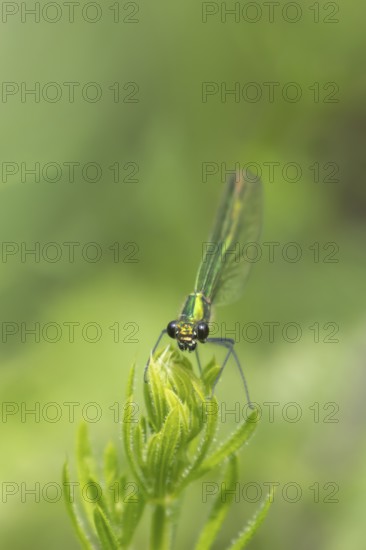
[[167, 320, 209, 351]]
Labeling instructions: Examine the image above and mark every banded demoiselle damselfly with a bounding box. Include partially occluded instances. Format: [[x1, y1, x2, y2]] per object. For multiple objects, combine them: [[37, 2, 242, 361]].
[[145, 170, 262, 403]]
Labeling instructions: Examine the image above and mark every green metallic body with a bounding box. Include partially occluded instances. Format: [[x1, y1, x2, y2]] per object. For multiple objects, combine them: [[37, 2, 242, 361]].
[[145, 170, 262, 399], [175, 293, 211, 345], [180, 292, 211, 324], [168, 170, 262, 350]]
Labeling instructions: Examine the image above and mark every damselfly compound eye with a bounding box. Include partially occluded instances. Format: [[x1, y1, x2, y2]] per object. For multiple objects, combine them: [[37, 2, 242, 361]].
[[197, 322, 209, 342], [167, 321, 177, 339]]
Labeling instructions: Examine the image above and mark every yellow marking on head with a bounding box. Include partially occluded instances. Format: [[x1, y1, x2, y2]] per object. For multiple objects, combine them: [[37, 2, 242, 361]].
[[179, 323, 194, 337]]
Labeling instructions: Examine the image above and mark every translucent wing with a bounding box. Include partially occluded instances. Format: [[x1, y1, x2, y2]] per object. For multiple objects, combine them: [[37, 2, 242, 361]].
[[194, 170, 262, 306]]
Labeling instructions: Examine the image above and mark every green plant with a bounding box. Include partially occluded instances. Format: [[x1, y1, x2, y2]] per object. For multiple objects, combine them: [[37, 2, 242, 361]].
[[63, 345, 273, 549]]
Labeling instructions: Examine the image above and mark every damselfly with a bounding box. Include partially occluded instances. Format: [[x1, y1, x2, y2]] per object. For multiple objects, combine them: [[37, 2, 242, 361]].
[[145, 170, 262, 402]]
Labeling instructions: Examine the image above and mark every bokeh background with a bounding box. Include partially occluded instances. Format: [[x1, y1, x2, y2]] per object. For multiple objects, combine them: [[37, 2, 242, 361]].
[[0, 1, 365, 548]]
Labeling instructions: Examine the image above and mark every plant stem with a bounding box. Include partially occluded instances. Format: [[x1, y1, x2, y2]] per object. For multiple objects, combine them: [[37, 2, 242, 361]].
[[150, 503, 171, 550]]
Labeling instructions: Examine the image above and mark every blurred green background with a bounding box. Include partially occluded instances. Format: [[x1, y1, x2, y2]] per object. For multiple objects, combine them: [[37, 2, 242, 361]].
[[0, 1, 365, 548]]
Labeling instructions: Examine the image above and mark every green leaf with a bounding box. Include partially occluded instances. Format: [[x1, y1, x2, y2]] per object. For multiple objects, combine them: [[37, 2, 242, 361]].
[[167, 364, 209, 444], [76, 422, 98, 527], [190, 395, 218, 468], [122, 365, 149, 495], [167, 363, 197, 404], [146, 432, 162, 483], [132, 420, 147, 473], [104, 442, 118, 487], [156, 407, 182, 495], [87, 472, 111, 520], [226, 486, 275, 550], [195, 456, 239, 550], [103, 442, 120, 523], [112, 474, 127, 527], [194, 408, 259, 479], [175, 396, 218, 493], [201, 357, 222, 392], [62, 461, 94, 550], [143, 353, 170, 432], [119, 491, 146, 548], [93, 506, 119, 550], [123, 414, 148, 495], [164, 389, 190, 442]]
